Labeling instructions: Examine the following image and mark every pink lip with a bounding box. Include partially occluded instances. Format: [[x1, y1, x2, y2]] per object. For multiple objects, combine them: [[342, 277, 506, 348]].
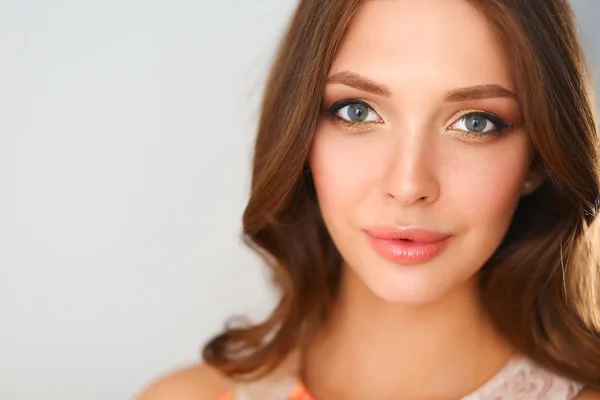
[[364, 227, 452, 264]]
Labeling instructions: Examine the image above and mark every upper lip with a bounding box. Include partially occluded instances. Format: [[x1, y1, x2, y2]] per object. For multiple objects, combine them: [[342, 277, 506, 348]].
[[364, 226, 452, 243]]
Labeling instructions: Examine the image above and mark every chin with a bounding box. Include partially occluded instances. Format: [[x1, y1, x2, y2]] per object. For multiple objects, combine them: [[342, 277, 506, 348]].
[[352, 259, 470, 306], [369, 278, 451, 305]]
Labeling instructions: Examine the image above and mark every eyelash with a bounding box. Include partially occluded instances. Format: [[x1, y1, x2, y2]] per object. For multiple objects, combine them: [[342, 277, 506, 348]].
[[324, 99, 382, 126], [324, 98, 512, 136]]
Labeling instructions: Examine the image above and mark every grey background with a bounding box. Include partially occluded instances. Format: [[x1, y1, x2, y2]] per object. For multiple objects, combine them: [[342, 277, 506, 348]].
[[0, 1, 597, 399]]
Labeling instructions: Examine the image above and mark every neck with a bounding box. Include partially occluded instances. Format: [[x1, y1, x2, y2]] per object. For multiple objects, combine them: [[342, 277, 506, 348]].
[[305, 264, 515, 400]]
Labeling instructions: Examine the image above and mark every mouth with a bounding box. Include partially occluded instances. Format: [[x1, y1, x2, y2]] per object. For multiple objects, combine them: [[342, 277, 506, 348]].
[[364, 226, 452, 264], [364, 226, 452, 243]]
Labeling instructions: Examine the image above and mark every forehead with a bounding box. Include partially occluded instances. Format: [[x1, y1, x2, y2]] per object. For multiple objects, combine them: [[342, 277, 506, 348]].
[[329, 0, 514, 94]]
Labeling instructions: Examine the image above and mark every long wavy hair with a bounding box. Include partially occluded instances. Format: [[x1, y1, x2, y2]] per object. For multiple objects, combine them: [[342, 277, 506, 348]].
[[203, 0, 600, 385]]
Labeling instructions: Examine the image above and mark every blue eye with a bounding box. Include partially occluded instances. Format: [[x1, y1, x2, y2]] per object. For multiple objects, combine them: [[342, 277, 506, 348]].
[[326, 99, 383, 124], [452, 112, 510, 134]]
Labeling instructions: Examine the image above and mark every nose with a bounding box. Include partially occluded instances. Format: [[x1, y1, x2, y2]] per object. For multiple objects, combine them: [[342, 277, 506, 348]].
[[381, 135, 440, 207]]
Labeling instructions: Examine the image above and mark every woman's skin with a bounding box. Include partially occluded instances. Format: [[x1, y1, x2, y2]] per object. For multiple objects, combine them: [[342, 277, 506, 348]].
[[305, 0, 540, 398], [138, 1, 600, 399]]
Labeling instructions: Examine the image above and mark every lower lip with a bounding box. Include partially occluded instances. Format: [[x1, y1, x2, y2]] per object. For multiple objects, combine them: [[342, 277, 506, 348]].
[[365, 233, 451, 264]]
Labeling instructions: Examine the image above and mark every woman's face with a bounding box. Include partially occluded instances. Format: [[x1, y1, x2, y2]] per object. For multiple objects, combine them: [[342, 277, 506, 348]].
[[310, 0, 539, 304]]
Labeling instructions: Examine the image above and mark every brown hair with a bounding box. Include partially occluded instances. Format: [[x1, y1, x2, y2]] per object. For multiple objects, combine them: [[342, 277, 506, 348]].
[[203, 0, 600, 385]]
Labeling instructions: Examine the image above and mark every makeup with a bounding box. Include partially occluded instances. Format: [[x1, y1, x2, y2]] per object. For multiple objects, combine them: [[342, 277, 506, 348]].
[[444, 108, 513, 143], [364, 227, 452, 264], [323, 98, 385, 132]]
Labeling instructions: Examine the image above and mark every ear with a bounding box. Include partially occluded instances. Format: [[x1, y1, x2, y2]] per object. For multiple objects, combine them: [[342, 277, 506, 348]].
[[520, 166, 546, 196]]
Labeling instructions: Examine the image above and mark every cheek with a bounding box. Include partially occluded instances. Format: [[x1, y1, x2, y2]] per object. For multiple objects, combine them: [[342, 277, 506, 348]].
[[444, 134, 530, 227], [309, 127, 380, 216]]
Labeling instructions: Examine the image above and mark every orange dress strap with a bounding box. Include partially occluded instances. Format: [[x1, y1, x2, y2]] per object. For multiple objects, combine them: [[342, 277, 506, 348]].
[[217, 381, 315, 399], [217, 392, 233, 400], [289, 381, 316, 399]]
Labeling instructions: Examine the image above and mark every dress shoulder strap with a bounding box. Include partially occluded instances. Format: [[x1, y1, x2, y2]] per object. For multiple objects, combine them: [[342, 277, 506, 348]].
[[462, 355, 584, 400]]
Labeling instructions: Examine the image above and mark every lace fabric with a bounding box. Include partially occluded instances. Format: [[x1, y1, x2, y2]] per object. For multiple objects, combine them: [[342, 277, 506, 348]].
[[461, 355, 583, 400]]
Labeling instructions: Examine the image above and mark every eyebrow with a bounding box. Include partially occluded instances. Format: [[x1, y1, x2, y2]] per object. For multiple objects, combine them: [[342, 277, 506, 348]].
[[326, 71, 518, 102]]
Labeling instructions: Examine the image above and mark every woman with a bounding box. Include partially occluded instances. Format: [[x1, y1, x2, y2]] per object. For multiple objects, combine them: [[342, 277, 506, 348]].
[[139, 0, 600, 398]]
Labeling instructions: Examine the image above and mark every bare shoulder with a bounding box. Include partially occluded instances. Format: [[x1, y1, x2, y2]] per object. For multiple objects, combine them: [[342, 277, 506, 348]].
[[135, 363, 231, 400], [576, 389, 600, 399]]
